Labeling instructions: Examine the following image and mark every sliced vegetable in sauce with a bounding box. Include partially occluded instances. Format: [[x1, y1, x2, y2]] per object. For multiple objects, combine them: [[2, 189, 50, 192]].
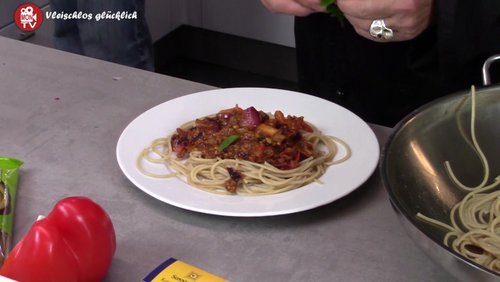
[[219, 135, 239, 151]]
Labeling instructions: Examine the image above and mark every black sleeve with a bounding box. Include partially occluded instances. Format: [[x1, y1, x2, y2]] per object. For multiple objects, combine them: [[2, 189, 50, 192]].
[[436, 0, 500, 85]]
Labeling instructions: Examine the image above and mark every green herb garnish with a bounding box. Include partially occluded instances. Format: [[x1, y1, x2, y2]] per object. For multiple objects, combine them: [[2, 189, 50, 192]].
[[219, 135, 239, 151], [321, 0, 345, 25]]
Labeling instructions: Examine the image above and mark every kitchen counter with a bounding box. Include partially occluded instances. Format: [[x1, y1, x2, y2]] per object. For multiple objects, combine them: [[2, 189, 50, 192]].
[[0, 36, 455, 281]]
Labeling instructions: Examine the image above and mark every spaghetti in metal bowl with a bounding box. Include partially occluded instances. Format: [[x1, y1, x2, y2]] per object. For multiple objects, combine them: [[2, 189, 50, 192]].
[[137, 105, 351, 195], [417, 86, 500, 273]]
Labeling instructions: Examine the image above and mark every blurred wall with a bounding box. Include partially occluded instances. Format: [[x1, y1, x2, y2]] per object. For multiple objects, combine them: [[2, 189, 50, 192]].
[[149, 0, 295, 47], [0, 0, 295, 48], [196, 0, 295, 47]]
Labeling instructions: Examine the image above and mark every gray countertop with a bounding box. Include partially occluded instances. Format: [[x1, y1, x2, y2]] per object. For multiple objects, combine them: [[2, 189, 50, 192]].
[[0, 36, 455, 282]]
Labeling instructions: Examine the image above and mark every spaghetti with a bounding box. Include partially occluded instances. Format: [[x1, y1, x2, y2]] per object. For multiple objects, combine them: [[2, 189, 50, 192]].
[[137, 106, 351, 196], [417, 86, 500, 273]]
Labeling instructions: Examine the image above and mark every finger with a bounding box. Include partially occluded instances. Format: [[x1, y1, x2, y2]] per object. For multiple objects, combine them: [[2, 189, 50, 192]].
[[261, 0, 316, 16], [338, 0, 433, 40], [345, 16, 383, 42], [346, 16, 405, 43], [337, 0, 390, 20], [295, 0, 325, 12], [351, 14, 433, 42]]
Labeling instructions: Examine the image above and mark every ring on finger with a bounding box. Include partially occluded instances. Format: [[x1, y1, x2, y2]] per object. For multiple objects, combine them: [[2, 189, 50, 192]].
[[369, 19, 394, 40]]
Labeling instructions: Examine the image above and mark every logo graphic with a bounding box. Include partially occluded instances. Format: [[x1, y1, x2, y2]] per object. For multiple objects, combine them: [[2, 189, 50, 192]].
[[187, 271, 201, 280], [14, 3, 43, 32]]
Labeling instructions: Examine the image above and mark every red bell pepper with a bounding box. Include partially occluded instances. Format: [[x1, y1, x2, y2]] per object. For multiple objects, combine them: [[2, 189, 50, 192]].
[[0, 196, 116, 282]]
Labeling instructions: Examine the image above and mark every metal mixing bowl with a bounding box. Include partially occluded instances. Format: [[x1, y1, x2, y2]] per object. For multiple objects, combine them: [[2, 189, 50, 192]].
[[380, 58, 500, 281]]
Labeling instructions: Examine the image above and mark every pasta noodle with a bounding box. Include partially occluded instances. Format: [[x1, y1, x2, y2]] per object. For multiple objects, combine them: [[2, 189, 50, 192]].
[[417, 86, 500, 273], [137, 108, 351, 196]]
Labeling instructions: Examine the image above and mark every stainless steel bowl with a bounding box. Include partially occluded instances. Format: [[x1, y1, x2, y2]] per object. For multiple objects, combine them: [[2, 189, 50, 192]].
[[380, 57, 500, 281]]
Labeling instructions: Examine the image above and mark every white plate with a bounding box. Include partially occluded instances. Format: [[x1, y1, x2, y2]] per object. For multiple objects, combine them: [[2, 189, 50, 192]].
[[116, 88, 379, 217]]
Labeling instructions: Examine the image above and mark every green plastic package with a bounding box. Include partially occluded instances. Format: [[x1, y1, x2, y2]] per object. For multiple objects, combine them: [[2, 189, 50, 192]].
[[0, 157, 23, 266]]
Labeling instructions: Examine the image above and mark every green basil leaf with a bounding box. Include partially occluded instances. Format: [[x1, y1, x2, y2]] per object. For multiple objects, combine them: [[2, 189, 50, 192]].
[[321, 0, 335, 6], [321, 0, 345, 25], [219, 135, 239, 151]]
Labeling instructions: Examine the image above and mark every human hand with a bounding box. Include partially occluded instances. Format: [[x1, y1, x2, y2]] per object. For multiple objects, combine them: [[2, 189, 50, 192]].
[[337, 0, 434, 42], [260, 0, 325, 16]]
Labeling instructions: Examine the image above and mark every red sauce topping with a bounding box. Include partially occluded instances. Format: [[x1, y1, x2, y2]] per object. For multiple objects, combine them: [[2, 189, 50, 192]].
[[171, 105, 315, 170]]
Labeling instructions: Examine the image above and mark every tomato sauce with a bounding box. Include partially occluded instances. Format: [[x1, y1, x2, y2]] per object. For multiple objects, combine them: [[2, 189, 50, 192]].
[[171, 105, 316, 170]]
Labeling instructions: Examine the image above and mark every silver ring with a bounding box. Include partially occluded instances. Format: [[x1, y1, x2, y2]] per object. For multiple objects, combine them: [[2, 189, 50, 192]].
[[369, 19, 393, 40]]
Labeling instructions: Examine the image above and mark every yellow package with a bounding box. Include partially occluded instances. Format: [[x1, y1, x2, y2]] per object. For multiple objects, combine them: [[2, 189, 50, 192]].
[[143, 258, 228, 282]]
